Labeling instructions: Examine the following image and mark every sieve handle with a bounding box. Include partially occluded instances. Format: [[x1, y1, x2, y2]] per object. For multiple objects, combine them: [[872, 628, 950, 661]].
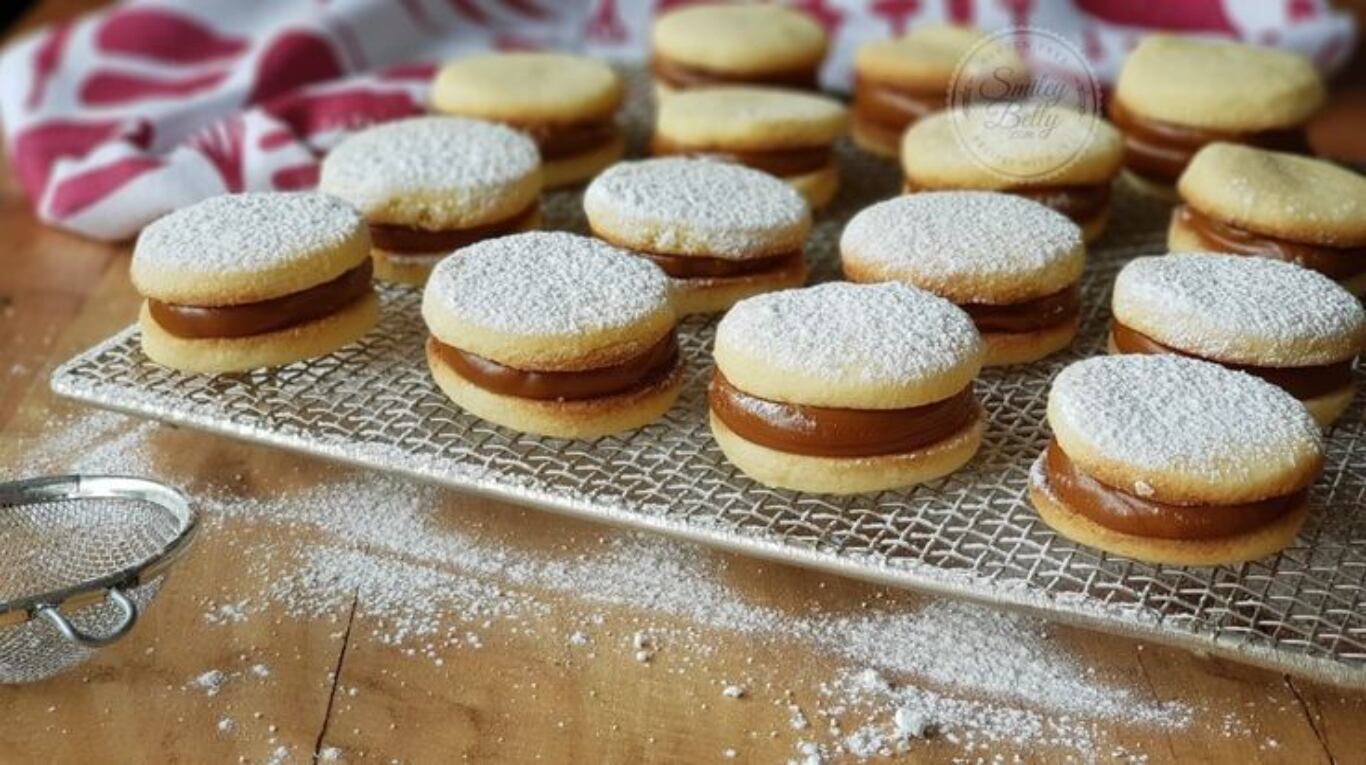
[[37, 588, 138, 648]]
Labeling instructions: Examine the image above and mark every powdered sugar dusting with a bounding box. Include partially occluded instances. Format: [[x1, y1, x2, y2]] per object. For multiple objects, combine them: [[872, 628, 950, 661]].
[[1113, 254, 1365, 366], [584, 157, 810, 258], [840, 192, 1083, 303], [423, 231, 670, 338], [132, 192, 364, 281], [716, 282, 981, 386], [1049, 355, 1322, 489]]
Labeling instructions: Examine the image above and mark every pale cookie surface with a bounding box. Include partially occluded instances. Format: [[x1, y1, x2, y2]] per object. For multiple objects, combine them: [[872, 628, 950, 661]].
[[841, 192, 1084, 304], [901, 105, 1124, 188], [132, 191, 368, 307], [1114, 36, 1324, 131], [1178, 143, 1366, 246], [585, 158, 810, 259], [431, 53, 623, 123], [318, 116, 541, 229], [855, 24, 1022, 90], [655, 86, 847, 150], [652, 4, 826, 74], [1047, 355, 1322, 506], [1113, 254, 1366, 366], [714, 282, 982, 410], [422, 232, 674, 371]]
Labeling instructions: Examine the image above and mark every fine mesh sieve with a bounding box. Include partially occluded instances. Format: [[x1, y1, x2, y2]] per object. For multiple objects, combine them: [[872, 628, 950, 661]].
[[0, 476, 196, 683]]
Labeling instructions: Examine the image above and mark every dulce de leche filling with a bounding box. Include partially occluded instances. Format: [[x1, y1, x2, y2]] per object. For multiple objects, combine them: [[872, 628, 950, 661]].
[[1109, 98, 1310, 185], [1175, 206, 1366, 282], [148, 260, 373, 339], [651, 135, 832, 178], [638, 250, 803, 280], [960, 283, 1081, 335], [520, 120, 621, 161], [369, 203, 539, 257], [708, 372, 978, 458], [651, 55, 819, 91], [905, 181, 1110, 227], [1109, 320, 1355, 400], [852, 77, 944, 134], [1043, 440, 1303, 540], [429, 331, 678, 401]]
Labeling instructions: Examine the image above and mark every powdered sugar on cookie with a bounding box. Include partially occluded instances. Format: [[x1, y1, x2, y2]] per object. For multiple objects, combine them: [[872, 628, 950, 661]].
[[584, 158, 810, 259], [840, 192, 1084, 304], [1113, 254, 1366, 366]]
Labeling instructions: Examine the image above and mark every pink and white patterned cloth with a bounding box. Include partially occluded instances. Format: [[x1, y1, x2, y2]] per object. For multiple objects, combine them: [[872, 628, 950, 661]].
[[0, 0, 1355, 241]]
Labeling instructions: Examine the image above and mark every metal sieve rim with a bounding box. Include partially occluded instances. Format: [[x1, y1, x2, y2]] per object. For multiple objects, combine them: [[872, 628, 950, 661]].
[[0, 475, 197, 630]]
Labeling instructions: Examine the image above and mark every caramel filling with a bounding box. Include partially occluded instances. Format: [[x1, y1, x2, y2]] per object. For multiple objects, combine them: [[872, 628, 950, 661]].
[[852, 77, 945, 133], [1109, 97, 1310, 185], [1043, 440, 1303, 540], [1175, 206, 1366, 281], [960, 283, 1081, 335], [1110, 320, 1355, 401], [638, 250, 803, 280], [148, 260, 373, 339], [369, 203, 539, 256], [651, 135, 832, 178], [708, 372, 978, 458], [429, 331, 678, 401], [651, 55, 819, 91], [520, 120, 621, 161], [905, 181, 1110, 227]]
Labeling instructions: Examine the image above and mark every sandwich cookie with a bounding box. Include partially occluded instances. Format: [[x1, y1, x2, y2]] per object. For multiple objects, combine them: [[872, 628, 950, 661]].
[[900, 106, 1124, 242], [710, 282, 985, 495], [132, 192, 377, 374], [421, 231, 682, 439], [841, 192, 1084, 366], [584, 157, 810, 315], [1030, 354, 1323, 567], [1110, 35, 1324, 196], [1110, 254, 1365, 427], [651, 4, 827, 94], [852, 24, 1026, 157], [319, 116, 541, 285], [1170, 143, 1366, 294], [431, 53, 625, 188], [652, 86, 847, 209]]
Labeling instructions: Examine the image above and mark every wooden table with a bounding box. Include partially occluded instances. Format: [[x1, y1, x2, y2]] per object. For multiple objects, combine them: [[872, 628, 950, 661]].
[[2, 3, 1365, 762]]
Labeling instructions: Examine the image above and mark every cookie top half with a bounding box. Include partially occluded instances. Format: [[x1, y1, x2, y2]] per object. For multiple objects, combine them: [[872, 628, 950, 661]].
[[422, 232, 674, 372], [655, 86, 847, 150], [714, 282, 982, 410], [318, 116, 541, 230], [1114, 35, 1324, 131], [841, 192, 1084, 304], [1112, 254, 1366, 367], [132, 192, 369, 306], [652, 4, 827, 75], [1047, 355, 1323, 506], [1179, 143, 1366, 247], [432, 52, 624, 125], [855, 24, 1023, 91], [585, 158, 811, 259]]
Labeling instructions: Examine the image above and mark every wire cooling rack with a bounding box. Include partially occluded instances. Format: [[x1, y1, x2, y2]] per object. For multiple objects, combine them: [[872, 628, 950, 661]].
[[50, 85, 1366, 688]]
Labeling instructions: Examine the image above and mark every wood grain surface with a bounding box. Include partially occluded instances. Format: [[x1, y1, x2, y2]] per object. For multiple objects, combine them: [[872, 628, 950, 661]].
[[1, 2, 1364, 763]]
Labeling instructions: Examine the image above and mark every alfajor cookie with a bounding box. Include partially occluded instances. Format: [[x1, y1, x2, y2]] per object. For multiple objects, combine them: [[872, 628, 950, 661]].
[[710, 282, 984, 495], [131, 192, 378, 374], [422, 231, 682, 439], [652, 86, 847, 208], [651, 3, 827, 93], [1030, 354, 1323, 567], [841, 192, 1084, 366], [1110, 254, 1365, 427], [584, 157, 810, 315], [319, 116, 541, 285], [1170, 143, 1366, 294], [900, 106, 1124, 242], [1110, 35, 1324, 196], [431, 52, 625, 188], [852, 24, 1026, 157]]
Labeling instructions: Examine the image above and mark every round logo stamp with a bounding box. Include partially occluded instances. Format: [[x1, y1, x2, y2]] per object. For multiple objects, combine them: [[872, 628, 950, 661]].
[[945, 27, 1103, 183]]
